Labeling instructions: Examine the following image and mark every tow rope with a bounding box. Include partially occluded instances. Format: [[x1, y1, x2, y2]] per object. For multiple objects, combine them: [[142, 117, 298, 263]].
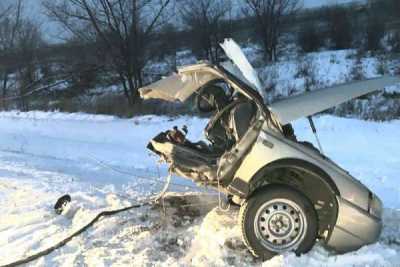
[[0, 173, 172, 267]]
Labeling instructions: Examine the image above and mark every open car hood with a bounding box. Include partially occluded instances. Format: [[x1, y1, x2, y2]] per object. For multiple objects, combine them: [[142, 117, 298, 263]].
[[139, 63, 220, 102], [269, 76, 400, 125]]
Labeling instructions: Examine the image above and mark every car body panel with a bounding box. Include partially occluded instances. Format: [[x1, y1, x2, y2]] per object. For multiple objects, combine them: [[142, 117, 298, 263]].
[[220, 39, 263, 91], [326, 197, 382, 252], [139, 64, 220, 102], [269, 76, 400, 125], [232, 122, 371, 210]]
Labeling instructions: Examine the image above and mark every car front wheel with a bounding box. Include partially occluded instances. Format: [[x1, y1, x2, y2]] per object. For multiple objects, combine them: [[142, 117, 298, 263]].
[[239, 185, 318, 260]]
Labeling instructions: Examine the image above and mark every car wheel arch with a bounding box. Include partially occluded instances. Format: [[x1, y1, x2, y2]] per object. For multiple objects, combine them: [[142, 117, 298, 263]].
[[245, 158, 340, 242]]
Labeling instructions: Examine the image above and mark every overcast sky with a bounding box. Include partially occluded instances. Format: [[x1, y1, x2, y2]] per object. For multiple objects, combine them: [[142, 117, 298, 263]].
[[5, 0, 365, 43]]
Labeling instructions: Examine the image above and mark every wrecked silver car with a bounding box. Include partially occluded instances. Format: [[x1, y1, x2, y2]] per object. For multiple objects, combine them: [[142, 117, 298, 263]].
[[139, 46, 400, 259]]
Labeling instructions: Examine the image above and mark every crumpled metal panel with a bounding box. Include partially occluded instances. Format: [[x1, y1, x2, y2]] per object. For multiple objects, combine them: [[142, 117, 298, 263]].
[[139, 69, 219, 102]]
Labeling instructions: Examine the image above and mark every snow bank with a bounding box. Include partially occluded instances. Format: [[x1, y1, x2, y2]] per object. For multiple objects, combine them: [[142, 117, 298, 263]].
[[265, 243, 400, 267], [0, 112, 400, 266], [0, 110, 118, 122]]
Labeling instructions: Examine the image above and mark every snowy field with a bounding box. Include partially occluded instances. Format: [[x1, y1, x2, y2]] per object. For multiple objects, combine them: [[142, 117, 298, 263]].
[[0, 111, 400, 266]]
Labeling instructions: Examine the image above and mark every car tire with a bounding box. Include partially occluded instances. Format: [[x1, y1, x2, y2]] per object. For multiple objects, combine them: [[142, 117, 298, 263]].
[[239, 185, 318, 260]]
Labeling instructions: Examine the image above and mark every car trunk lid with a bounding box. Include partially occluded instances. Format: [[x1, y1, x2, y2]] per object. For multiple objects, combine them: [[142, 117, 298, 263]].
[[269, 76, 400, 124]]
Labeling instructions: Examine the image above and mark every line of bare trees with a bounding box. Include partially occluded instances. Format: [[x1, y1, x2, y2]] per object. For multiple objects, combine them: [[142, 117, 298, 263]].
[[40, 0, 307, 105], [298, 0, 400, 53], [0, 0, 44, 110], [1, 0, 399, 114], [0, 0, 307, 109], [179, 0, 233, 63], [179, 0, 302, 63], [244, 0, 301, 61], [43, 0, 172, 105]]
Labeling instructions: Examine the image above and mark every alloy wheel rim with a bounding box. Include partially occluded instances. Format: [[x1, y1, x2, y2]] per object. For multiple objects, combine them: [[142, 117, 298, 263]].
[[254, 198, 308, 252]]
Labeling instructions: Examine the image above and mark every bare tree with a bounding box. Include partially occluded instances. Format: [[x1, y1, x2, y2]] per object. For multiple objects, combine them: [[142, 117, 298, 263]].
[[326, 5, 353, 50], [365, 12, 385, 52], [14, 21, 44, 110], [389, 0, 400, 17], [388, 0, 400, 52], [0, 0, 23, 109], [298, 21, 324, 53], [180, 0, 232, 63], [244, 0, 301, 62], [43, 0, 171, 105]]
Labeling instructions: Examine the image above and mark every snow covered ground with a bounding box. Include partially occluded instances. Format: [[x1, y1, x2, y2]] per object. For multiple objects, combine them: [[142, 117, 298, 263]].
[[0, 111, 400, 266]]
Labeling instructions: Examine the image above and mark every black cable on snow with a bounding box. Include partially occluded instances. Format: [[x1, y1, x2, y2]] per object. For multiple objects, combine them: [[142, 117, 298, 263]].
[[0, 148, 214, 266], [0, 201, 152, 267], [1, 168, 174, 267]]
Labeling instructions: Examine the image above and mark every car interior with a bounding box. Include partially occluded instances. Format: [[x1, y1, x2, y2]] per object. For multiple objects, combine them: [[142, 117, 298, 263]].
[[147, 80, 260, 185], [147, 79, 323, 186]]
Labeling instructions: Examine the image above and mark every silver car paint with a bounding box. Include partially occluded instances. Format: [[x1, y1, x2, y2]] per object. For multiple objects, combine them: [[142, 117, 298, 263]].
[[229, 120, 384, 251], [327, 197, 381, 251], [234, 123, 371, 210], [269, 76, 400, 125], [139, 62, 398, 253]]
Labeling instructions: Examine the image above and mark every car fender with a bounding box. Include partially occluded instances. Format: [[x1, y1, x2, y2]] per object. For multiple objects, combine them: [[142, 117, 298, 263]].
[[230, 126, 371, 211], [228, 158, 339, 198]]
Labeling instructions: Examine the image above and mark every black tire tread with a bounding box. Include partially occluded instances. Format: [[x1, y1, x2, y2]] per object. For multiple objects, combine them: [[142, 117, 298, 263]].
[[239, 197, 259, 257]]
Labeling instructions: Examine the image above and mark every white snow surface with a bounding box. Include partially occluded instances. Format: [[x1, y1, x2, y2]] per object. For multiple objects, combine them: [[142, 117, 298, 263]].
[[257, 50, 389, 98], [0, 111, 400, 266]]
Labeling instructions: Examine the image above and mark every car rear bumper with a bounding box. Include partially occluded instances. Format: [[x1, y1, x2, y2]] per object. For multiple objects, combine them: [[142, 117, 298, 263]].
[[326, 197, 382, 253]]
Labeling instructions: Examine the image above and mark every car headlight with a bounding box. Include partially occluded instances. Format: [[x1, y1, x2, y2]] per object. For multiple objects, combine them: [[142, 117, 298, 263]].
[[368, 193, 383, 219]]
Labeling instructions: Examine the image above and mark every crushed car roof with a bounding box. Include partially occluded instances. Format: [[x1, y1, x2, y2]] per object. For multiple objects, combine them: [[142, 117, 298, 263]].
[[139, 63, 220, 102]]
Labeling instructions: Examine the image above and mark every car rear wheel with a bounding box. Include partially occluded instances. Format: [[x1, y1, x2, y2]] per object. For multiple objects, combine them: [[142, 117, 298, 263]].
[[239, 185, 318, 260]]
